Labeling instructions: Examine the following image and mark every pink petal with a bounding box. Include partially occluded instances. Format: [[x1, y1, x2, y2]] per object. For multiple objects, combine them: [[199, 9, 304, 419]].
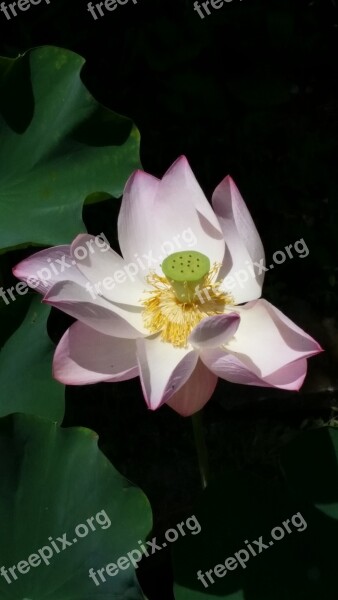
[[226, 299, 322, 378], [136, 335, 198, 410], [13, 246, 87, 294], [118, 158, 225, 275], [166, 359, 218, 416], [264, 359, 307, 390], [201, 350, 308, 391], [164, 156, 225, 251], [53, 321, 138, 385], [44, 280, 147, 338], [71, 234, 145, 305], [117, 170, 161, 276], [212, 176, 265, 304], [189, 313, 240, 349]]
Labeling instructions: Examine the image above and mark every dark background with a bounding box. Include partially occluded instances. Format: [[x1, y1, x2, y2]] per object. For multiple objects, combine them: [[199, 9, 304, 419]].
[[0, 1, 337, 598]]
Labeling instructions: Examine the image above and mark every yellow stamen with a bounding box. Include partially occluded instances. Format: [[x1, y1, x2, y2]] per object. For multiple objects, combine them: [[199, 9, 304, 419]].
[[141, 263, 234, 348]]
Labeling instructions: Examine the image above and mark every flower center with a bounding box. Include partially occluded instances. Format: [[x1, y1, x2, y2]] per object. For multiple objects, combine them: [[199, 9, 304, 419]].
[[141, 251, 234, 348], [161, 251, 210, 302]]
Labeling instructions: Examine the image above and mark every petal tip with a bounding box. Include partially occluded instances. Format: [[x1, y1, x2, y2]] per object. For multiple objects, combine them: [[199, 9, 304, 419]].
[[164, 155, 190, 178], [177, 154, 189, 164], [124, 168, 159, 193], [12, 264, 20, 278]]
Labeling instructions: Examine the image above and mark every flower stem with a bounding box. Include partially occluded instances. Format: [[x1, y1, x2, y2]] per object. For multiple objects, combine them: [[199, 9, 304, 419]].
[[191, 410, 209, 490]]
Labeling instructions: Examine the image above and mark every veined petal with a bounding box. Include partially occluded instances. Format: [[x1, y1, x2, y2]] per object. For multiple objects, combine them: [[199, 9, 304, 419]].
[[201, 349, 308, 391], [13, 245, 87, 294], [212, 176, 265, 304], [136, 335, 198, 410], [71, 234, 146, 305], [225, 299, 322, 378], [166, 360, 218, 416], [53, 321, 138, 385], [189, 313, 240, 349], [44, 280, 147, 338], [118, 157, 225, 275]]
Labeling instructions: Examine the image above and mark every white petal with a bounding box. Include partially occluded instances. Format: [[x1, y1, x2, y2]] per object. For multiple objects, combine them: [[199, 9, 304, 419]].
[[118, 158, 225, 277], [212, 176, 265, 304], [71, 234, 146, 304], [13, 245, 87, 294], [202, 349, 308, 391], [166, 360, 218, 416], [53, 321, 138, 385], [44, 280, 147, 338], [225, 299, 322, 377], [189, 313, 240, 349], [136, 335, 198, 410]]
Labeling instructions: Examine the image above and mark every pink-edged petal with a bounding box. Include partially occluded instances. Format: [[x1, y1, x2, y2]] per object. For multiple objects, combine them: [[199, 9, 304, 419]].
[[162, 157, 225, 256], [264, 359, 307, 390], [136, 335, 198, 410], [118, 158, 225, 275], [226, 299, 322, 378], [70, 234, 146, 305], [189, 312, 240, 349], [118, 170, 160, 276], [212, 176, 265, 304], [53, 321, 138, 385], [44, 280, 147, 338], [201, 349, 308, 391], [166, 359, 218, 416], [13, 245, 87, 294]]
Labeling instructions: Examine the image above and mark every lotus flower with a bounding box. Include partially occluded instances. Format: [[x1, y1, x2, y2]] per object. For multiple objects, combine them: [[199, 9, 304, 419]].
[[13, 157, 322, 416]]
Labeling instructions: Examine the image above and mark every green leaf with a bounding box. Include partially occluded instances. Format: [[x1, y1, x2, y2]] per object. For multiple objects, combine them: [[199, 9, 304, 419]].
[[0, 295, 64, 422], [0, 254, 32, 346], [0, 413, 152, 599], [0, 46, 141, 252], [173, 427, 338, 599]]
